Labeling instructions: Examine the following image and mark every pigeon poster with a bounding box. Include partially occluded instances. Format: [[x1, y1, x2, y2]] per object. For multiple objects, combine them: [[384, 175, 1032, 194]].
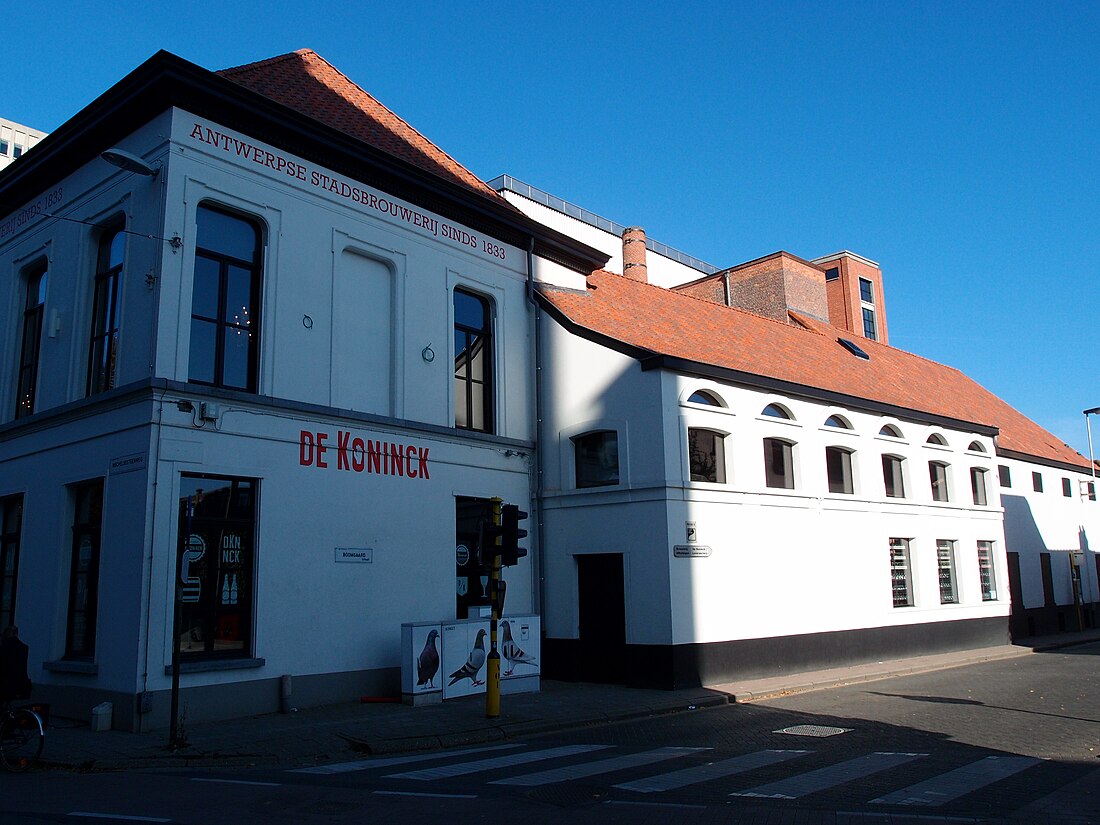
[[500, 616, 540, 679], [441, 620, 490, 699]]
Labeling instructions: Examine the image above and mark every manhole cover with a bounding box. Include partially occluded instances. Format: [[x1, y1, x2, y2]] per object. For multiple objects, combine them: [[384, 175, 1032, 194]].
[[774, 724, 852, 737]]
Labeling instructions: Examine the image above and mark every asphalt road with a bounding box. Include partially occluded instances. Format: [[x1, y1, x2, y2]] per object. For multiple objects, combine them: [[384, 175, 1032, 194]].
[[2, 643, 1098, 824]]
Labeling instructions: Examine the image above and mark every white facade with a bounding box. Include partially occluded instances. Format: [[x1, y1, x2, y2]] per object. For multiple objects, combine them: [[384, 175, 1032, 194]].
[[0, 117, 46, 171]]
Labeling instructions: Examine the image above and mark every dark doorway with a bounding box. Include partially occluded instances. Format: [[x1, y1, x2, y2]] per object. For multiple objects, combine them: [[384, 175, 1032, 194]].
[[456, 497, 492, 619], [1007, 552, 1026, 639], [576, 553, 626, 683]]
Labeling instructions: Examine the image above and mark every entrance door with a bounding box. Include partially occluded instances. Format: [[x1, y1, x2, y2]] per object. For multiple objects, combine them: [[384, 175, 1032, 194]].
[[456, 497, 492, 619], [576, 553, 626, 683]]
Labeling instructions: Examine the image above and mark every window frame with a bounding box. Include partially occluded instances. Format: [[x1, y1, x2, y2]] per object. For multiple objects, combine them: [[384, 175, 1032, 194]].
[[890, 538, 914, 607], [977, 540, 998, 601], [573, 430, 620, 489], [87, 223, 126, 396], [688, 427, 727, 483], [65, 479, 104, 660], [188, 204, 263, 392], [825, 445, 855, 494], [882, 454, 906, 498], [970, 467, 989, 506], [1063, 477, 1073, 497], [763, 437, 796, 489], [176, 473, 259, 661], [15, 261, 48, 419], [1032, 471, 1044, 493], [453, 287, 494, 433], [998, 465, 1012, 488], [0, 495, 23, 631], [936, 539, 958, 604], [929, 460, 950, 502]]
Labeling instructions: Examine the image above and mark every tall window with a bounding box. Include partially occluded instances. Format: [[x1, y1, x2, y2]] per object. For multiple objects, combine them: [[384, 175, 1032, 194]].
[[87, 225, 125, 395], [936, 539, 958, 604], [882, 455, 905, 498], [0, 496, 23, 630], [860, 278, 877, 341], [689, 428, 725, 483], [1032, 471, 1044, 493], [929, 461, 949, 502], [453, 289, 493, 432], [977, 540, 998, 601], [998, 465, 1011, 487], [1063, 477, 1073, 497], [574, 431, 619, 488], [826, 446, 854, 494], [189, 205, 262, 391], [15, 263, 47, 418], [66, 480, 103, 659], [971, 468, 988, 506], [763, 438, 794, 489], [177, 474, 257, 658], [890, 538, 913, 607]]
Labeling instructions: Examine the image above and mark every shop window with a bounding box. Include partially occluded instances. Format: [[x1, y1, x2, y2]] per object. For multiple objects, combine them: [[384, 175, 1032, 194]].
[[15, 262, 47, 419], [890, 538, 913, 607], [937, 539, 958, 604], [763, 438, 795, 489], [977, 540, 998, 601], [1032, 471, 1043, 493], [453, 288, 493, 433], [826, 446, 854, 494], [688, 428, 726, 483], [929, 461, 950, 502], [87, 225, 125, 396], [189, 205, 262, 391], [998, 465, 1011, 487], [574, 431, 619, 488], [971, 467, 988, 506], [177, 474, 257, 659], [882, 454, 906, 498], [1063, 477, 1073, 497], [0, 496, 23, 630], [65, 480, 103, 659]]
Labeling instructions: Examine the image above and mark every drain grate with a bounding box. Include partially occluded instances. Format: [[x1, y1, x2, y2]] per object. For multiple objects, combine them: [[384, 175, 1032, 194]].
[[774, 724, 853, 738]]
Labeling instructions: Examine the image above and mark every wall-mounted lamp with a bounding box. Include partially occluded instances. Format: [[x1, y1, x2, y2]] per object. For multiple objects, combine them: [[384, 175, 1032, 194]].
[[101, 148, 159, 177]]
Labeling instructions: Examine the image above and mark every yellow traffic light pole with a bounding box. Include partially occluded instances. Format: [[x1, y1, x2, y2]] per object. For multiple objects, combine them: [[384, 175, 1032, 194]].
[[486, 497, 502, 718]]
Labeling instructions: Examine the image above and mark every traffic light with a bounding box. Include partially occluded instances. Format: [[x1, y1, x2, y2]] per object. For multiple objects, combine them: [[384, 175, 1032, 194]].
[[499, 504, 528, 566], [476, 500, 503, 569]]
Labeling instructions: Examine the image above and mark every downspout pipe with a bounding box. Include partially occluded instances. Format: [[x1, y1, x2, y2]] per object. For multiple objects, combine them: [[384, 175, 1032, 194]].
[[525, 237, 545, 618]]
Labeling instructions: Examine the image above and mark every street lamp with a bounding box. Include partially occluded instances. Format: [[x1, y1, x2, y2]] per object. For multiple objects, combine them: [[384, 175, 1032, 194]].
[[1085, 407, 1100, 480]]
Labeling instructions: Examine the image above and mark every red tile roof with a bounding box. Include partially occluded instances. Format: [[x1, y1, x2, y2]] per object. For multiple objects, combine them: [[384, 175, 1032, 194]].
[[218, 50, 508, 205], [540, 270, 1089, 470]]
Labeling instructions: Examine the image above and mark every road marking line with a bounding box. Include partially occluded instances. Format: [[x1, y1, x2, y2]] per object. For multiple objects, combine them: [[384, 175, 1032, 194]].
[[388, 744, 611, 780], [290, 743, 523, 774], [491, 747, 709, 787], [69, 815, 172, 823], [373, 790, 478, 799], [616, 749, 812, 793], [732, 751, 925, 799], [870, 755, 1041, 806], [191, 778, 281, 787]]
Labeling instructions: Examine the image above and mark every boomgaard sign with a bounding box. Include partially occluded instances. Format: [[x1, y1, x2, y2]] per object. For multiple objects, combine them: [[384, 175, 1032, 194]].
[[299, 430, 430, 480]]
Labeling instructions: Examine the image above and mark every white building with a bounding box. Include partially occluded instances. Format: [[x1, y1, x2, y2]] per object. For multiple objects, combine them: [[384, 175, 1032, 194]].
[[491, 177, 1100, 687], [0, 51, 603, 729], [0, 117, 46, 171]]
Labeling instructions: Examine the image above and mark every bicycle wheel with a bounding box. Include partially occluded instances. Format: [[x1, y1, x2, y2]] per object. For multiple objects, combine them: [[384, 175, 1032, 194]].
[[0, 709, 43, 771]]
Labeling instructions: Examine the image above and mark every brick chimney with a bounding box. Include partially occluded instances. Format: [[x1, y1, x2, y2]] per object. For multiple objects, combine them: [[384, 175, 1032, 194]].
[[622, 227, 648, 282], [811, 251, 888, 345]]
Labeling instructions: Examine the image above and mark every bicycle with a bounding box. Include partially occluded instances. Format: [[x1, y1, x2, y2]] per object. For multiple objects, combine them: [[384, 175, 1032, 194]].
[[0, 699, 44, 771]]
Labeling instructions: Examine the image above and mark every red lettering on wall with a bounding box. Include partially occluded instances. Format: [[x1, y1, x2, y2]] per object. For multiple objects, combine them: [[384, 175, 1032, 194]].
[[337, 430, 351, 471], [299, 430, 315, 466], [316, 433, 328, 468]]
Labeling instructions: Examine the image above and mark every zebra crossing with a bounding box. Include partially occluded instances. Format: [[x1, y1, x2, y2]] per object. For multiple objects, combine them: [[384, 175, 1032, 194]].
[[289, 741, 1045, 809]]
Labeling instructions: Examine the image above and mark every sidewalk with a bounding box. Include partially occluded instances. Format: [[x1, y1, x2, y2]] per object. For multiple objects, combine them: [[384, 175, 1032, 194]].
[[39, 630, 1100, 772]]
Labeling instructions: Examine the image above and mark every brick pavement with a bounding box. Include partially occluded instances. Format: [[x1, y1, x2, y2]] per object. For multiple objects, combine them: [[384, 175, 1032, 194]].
[[34, 630, 1100, 772]]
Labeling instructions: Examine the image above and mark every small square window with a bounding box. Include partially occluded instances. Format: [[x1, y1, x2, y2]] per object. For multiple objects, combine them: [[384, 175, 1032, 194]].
[[1032, 471, 1043, 493], [574, 431, 619, 488], [859, 277, 874, 304], [1063, 477, 1073, 497], [998, 465, 1012, 487], [825, 267, 839, 282]]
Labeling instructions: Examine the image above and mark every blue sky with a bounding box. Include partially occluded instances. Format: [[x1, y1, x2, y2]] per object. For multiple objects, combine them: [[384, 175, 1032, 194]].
[[6, 2, 1098, 457]]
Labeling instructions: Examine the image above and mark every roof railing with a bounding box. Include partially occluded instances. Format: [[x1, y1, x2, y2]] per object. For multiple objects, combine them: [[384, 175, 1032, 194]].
[[488, 174, 718, 275]]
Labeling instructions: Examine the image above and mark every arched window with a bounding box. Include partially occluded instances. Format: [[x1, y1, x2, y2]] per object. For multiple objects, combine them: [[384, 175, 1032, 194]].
[[968, 441, 985, 452], [825, 415, 851, 429], [688, 389, 723, 406], [454, 288, 493, 432], [189, 205, 263, 391], [879, 424, 903, 438], [762, 403, 792, 420], [926, 433, 947, 446]]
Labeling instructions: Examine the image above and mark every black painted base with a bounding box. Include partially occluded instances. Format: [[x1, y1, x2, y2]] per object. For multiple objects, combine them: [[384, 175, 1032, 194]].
[[546, 616, 1011, 690], [1011, 601, 1099, 640]]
